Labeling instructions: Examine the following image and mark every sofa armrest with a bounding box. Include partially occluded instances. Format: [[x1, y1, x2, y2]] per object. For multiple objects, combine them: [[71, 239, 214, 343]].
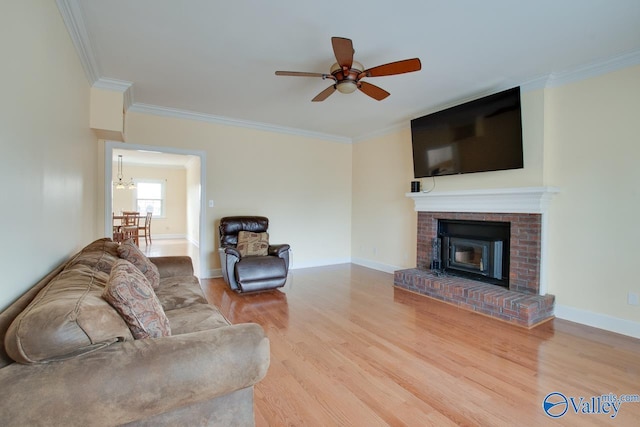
[[219, 248, 241, 291], [268, 244, 290, 257], [269, 244, 290, 271], [224, 247, 241, 258], [0, 323, 269, 427], [150, 256, 194, 278]]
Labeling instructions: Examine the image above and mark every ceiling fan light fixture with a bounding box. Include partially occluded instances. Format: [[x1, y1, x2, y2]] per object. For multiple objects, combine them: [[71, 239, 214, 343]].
[[336, 80, 358, 94], [330, 60, 363, 94]]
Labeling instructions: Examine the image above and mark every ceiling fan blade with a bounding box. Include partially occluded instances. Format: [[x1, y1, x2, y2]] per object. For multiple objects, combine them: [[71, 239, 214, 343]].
[[361, 58, 422, 78], [331, 37, 353, 69], [358, 81, 390, 101], [312, 85, 336, 102], [275, 71, 328, 78]]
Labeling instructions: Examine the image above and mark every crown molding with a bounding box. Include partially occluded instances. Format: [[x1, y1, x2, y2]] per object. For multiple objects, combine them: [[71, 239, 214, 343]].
[[128, 103, 353, 144], [56, 0, 100, 84], [92, 78, 134, 111], [92, 78, 132, 92], [545, 49, 640, 88], [521, 49, 640, 92]]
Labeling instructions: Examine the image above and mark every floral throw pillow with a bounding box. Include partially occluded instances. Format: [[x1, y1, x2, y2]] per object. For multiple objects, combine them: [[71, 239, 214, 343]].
[[237, 231, 269, 257], [117, 239, 160, 290], [103, 259, 171, 339]]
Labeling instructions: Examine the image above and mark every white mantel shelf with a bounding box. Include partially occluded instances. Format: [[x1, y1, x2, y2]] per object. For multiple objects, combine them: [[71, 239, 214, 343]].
[[406, 186, 560, 214]]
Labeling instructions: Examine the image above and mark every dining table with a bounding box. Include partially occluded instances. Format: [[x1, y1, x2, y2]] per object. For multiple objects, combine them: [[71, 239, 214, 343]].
[[112, 214, 143, 222]]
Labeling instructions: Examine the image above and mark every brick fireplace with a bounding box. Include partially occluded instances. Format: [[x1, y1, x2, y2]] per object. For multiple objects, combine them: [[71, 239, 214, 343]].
[[394, 187, 558, 328]]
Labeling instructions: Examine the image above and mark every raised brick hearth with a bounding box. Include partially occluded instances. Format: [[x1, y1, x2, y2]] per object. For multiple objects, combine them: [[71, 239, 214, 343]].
[[396, 188, 558, 327], [394, 269, 555, 327]]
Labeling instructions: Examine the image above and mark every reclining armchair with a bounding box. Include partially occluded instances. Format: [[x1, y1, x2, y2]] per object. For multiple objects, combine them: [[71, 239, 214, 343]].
[[218, 216, 290, 293]]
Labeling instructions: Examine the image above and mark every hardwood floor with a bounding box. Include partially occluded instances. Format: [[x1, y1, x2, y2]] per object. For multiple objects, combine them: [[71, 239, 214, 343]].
[[201, 264, 640, 426], [140, 238, 200, 276]]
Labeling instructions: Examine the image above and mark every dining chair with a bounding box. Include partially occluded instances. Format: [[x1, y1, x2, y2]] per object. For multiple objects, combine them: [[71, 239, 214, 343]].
[[117, 212, 140, 245], [138, 212, 153, 246], [112, 213, 125, 243]]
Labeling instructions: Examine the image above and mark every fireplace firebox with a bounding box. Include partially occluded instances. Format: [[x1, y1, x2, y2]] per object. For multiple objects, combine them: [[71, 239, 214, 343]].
[[436, 219, 510, 287]]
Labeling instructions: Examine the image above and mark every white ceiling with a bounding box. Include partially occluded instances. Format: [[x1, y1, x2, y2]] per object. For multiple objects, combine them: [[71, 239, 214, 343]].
[[64, 0, 640, 141]]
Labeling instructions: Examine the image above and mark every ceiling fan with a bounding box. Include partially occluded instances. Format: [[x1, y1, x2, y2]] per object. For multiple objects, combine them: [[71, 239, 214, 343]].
[[275, 37, 421, 102]]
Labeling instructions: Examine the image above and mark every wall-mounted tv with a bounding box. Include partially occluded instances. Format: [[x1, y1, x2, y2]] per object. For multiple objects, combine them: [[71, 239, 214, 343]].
[[411, 87, 523, 178]]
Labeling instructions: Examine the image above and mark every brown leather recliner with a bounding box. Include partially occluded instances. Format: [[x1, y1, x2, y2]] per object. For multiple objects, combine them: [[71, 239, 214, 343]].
[[218, 216, 290, 293]]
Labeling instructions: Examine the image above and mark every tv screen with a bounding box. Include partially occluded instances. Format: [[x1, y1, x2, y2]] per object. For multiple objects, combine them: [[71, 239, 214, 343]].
[[411, 87, 523, 178]]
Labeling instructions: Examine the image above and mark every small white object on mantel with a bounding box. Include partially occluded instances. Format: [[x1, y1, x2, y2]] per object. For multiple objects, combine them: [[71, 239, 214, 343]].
[[406, 186, 560, 214]]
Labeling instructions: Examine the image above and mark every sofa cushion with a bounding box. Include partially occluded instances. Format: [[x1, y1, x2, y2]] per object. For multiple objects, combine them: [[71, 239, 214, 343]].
[[65, 237, 120, 275], [237, 231, 269, 257], [165, 304, 231, 335], [155, 275, 209, 310], [4, 239, 133, 364], [103, 259, 171, 339], [117, 239, 160, 289]]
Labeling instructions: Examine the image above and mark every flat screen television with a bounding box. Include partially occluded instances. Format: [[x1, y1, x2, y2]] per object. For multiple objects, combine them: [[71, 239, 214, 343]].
[[411, 87, 523, 178]]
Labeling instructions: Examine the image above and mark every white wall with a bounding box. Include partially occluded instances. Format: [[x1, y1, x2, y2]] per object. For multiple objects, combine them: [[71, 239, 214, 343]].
[[124, 112, 353, 276], [544, 65, 640, 331], [0, 1, 98, 310], [351, 128, 417, 272]]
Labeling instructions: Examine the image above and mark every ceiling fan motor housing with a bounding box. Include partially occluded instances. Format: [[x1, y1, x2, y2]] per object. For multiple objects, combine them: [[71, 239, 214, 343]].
[[331, 61, 363, 93]]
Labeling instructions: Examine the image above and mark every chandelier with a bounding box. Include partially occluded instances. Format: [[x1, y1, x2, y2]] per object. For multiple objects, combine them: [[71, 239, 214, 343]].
[[114, 155, 135, 190]]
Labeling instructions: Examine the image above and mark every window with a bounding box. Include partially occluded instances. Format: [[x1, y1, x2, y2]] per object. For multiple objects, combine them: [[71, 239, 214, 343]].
[[135, 180, 165, 217]]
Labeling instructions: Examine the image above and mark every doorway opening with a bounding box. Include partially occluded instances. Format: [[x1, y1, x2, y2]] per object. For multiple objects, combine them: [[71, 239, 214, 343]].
[[104, 141, 206, 277]]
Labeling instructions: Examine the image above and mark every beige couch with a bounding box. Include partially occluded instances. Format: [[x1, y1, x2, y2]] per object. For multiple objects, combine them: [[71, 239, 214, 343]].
[[0, 238, 270, 426]]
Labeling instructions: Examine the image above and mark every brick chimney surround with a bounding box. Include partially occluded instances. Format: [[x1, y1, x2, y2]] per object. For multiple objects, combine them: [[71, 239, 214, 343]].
[[394, 187, 559, 328]]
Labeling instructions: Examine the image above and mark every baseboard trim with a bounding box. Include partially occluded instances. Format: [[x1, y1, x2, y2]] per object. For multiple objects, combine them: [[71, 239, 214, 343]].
[[555, 304, 640, 340], [351, 257, 402, 274], [150, 234, 187, 240], [203, 268, 222, 279], [290, 257, 352, 269]]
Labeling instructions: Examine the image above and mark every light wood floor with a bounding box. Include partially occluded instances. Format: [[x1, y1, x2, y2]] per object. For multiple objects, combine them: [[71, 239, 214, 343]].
[[139, 238, 200, 277], [201, 264, 640, 427]]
